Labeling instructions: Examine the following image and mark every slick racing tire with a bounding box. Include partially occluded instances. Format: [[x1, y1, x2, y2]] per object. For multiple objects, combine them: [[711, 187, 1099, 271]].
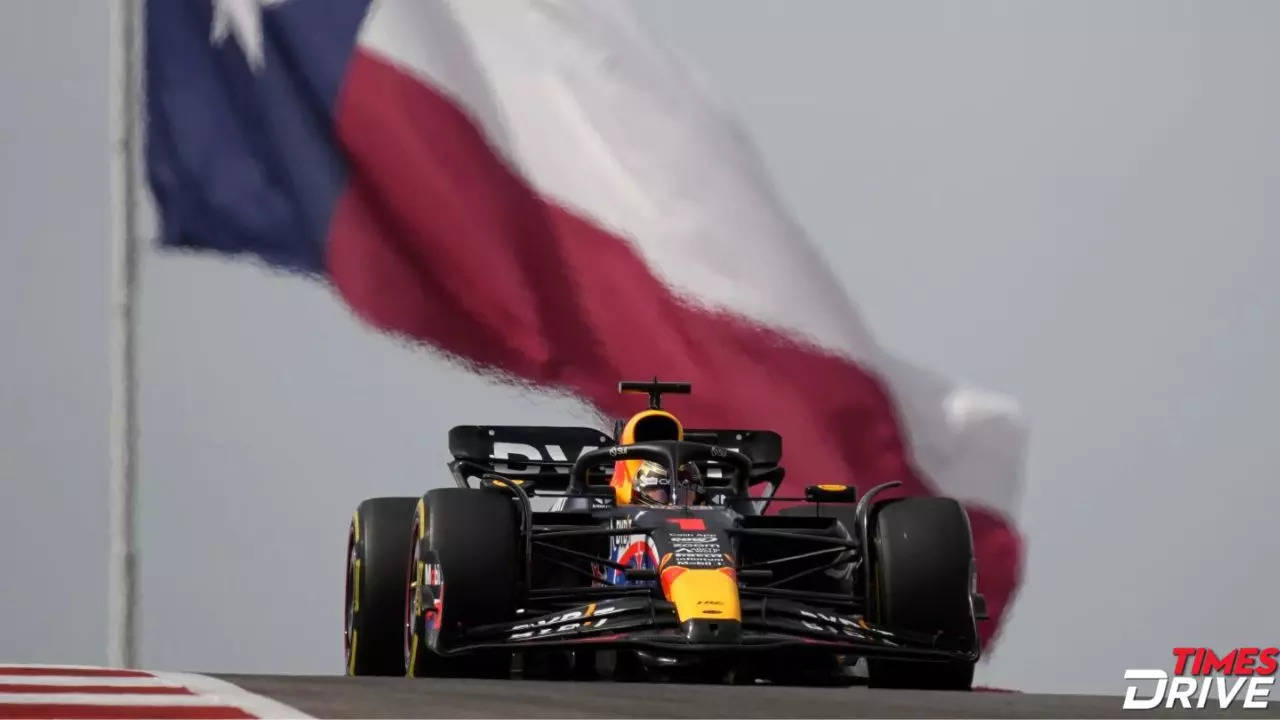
[[866, 497, 978, 690], [405, 488, 518, 678], [345, 497, 418, 676]]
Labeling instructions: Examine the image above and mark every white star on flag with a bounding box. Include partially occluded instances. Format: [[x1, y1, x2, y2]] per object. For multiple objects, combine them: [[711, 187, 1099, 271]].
[[210, 0, 287, 71]]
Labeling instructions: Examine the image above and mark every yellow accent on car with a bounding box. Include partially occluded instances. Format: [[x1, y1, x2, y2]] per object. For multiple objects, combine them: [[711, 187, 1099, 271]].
[[612, 409, 685, 505], [618, 409, 684, 445], [415, 498, 427, 537], [351, 559, 362, 614], [817, 484, 849, 491], [614, 477, 633, 505], [411, 561, 425, 616], [346, 630, 357, 676], [407, 634, 418, 677], [351, 510, 360, 542], [666, 568, 741, 623]]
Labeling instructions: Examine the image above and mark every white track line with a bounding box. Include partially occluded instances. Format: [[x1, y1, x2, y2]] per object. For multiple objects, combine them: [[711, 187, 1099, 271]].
[[155, 672, 313, 718], [0, 675, 179, 687], [0, 667, 311, 718], [0, 664, 149, 671]]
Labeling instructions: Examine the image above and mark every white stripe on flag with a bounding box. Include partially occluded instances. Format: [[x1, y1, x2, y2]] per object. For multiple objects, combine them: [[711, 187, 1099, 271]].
[[359, 0, 875, 362], [355, 0, 1026, 519]]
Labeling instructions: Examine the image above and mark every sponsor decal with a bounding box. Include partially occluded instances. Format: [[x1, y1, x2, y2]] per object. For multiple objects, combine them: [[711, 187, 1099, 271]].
[[672, 547, 722, 556], [667, 517, 707, 531], [796, 609, 867, 638], [508, 604, 622, 640], [607, 516, 660, 585], [1122, 647, 1277, 710], [614, 538, 658, 566], [668, 531, 725, 568], [671, 533, 719, 543], [423, 582, 443, 630], [702, 446, 739, 479], [491, 442, 598, 474], [608, 518, 634, 551]]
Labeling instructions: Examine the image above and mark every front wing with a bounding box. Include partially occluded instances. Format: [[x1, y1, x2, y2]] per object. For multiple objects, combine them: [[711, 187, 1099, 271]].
[[436, 596, 978, 663]]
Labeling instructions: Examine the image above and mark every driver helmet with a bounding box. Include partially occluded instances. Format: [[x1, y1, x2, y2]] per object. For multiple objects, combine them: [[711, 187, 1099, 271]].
[[632, 460, 706, 506]]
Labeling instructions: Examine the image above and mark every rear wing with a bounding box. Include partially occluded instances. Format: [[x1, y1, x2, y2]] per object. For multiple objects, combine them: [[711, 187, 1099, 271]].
[[683, 428, 781, 468], [448, 425, 613, 492], [684, 429, 785, 507], [447, 424, 783, 495]]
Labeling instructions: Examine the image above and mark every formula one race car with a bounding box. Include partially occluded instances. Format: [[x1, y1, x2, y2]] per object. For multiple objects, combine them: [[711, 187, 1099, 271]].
[[343, 380, 986, 688]]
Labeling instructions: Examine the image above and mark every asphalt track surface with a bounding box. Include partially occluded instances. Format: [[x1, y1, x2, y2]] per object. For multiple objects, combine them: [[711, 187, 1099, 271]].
[[219, 675, 1279, 718]]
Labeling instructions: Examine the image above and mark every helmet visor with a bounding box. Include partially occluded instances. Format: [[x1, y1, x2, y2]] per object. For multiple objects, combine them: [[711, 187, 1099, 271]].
[[638, 483, 670, 504], [634, 462, 671, 504]]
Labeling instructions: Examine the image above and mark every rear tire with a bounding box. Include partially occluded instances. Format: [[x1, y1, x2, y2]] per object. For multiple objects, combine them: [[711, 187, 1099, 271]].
[[345, 497, 417, 676], [866, 497, 978, 690], [406, 488, 518, 678]]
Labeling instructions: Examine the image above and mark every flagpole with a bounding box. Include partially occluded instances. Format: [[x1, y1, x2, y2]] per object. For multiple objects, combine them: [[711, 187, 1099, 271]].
[[107, 0, 142, 669]]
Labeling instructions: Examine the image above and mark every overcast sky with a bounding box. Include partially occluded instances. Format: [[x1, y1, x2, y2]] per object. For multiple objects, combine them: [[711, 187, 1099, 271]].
[[3, 0, 1278, 695]]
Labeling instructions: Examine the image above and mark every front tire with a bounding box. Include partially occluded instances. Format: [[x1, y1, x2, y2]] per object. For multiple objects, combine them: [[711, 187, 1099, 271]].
[[405, 488, 519, 678], [866, 497, 978, 690], [345, 497, 418, 676]]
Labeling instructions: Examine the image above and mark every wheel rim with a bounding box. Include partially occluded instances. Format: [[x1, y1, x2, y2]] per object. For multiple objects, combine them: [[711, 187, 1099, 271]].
[[404, 516, 421, 672], [343, 523, 357, 670]]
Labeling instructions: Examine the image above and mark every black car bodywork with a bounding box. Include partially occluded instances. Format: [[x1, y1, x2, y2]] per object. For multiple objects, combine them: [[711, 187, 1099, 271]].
[[345, 382, 986, 687]]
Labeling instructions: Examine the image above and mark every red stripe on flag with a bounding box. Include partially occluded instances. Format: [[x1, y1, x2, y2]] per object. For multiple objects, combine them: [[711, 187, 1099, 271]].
[[0, 685, 191, 694], [0, 705, 254, 719], [0, 669, 153, 678], [329, 50, 1022, 644]]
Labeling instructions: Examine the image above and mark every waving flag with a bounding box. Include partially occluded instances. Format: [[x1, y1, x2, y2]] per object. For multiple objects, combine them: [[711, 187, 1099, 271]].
[[146, 0, 1026, 643]]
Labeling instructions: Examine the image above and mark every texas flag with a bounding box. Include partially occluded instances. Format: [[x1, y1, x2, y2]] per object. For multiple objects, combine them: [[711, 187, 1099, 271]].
[[146, 0, 1026, 644]]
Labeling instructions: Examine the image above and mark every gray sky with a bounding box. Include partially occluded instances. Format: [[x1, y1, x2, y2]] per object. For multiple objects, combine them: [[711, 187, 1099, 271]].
[[3, 0, 1278, 695]]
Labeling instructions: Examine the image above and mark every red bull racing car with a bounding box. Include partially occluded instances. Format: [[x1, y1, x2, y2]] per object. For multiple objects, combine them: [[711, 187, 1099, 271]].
[[343, 380, 986, 687]]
